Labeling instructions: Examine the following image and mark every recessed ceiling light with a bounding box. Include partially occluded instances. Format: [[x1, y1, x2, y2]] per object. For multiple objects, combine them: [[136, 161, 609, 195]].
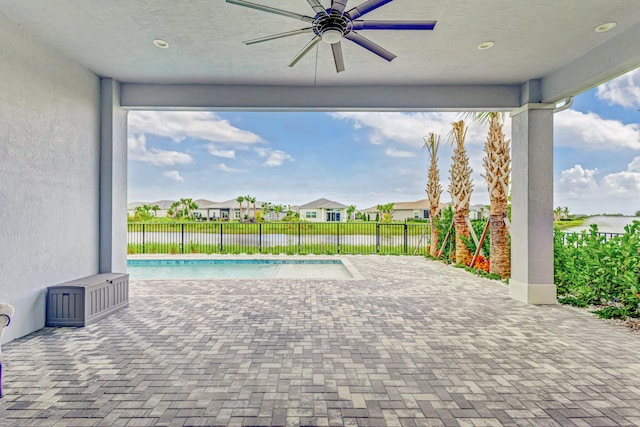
[[595, 22, 616, 33], [153, 39, 169, 48], [477, 41, 495, 50]]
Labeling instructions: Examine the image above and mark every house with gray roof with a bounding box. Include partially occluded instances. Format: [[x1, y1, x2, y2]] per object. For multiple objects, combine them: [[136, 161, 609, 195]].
[[299, 198, 347, 222]]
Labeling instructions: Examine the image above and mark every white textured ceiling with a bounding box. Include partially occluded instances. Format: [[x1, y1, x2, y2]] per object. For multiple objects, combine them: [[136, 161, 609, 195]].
[[1, 0, 640, 100]]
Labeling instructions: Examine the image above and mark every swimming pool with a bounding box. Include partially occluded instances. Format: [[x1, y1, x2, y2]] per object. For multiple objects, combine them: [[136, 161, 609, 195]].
[[127, 258, 358, 280]]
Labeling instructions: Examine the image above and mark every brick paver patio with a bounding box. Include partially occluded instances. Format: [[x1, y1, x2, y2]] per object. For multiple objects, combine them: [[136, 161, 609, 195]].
[[2, 255, 640, 426]]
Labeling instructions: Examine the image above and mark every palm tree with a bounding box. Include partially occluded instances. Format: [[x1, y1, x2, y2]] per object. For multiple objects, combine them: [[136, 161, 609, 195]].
[[424, 132, 443, 257], [235, 196, 245, 221], [448, 120, 473, 265], [553, 207, 562, 221], [346, 204, 356, 221], [168, 201, 180, 218], [151, 204, 159, 218], [180, 198, 199, 219], [261, 201, 273, 220], [383, 202, 395, 221], [273, 204, 285, 220], [471, 112, 511, 278], [245, 194, 253, 220], [246, 196, 257, 220]]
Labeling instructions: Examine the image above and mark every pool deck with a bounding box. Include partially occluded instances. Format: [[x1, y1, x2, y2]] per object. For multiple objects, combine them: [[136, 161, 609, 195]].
[[2, 255, 640, 426]]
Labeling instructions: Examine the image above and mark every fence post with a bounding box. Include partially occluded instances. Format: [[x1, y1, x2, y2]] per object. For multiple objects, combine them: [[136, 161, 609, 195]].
[[219, 223, 223, 253], [404, 223, 408, 254], [376, 223, 380, 253], [181, 223, 185, 254], [259, 223, 262, 253], [337, 222, 341, 254], [142, 223, 145, 254], [298, 222, 301, 253]]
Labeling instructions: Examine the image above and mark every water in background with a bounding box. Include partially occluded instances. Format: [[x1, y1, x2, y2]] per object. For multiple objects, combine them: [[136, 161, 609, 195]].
[[565, 216, 639, 234]]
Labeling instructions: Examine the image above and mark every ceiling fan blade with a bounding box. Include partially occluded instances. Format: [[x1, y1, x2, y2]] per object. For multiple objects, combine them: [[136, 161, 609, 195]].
[[331, 0, 349, 14], [244, 28, 314, 45], [288, 36, 322, 67], [352, 20, 437, 30], [346, 0, 393, 20], [344, 32, 396, 62], [226, 0, 314, 23], [306, 0, 328, 16], [331, 42, 346, 73]]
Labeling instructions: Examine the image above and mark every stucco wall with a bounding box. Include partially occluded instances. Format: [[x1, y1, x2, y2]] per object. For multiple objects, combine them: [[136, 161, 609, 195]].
[[0, 12, 101, 342]]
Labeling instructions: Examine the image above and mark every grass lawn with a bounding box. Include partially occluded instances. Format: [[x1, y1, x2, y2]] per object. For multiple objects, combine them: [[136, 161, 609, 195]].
[[554, 217, 586, 230]]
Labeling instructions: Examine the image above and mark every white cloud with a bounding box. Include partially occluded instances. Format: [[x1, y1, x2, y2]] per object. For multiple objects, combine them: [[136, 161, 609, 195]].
[[385, 148, 414, 158], [163, 170, 184, 183], [129, 111, 263, 144], [206, 144, 236, 159], [555, 109, 640, 151], [600, 166, 640, 198], [557, 165, 599, 198], [256, 148, 294, 167], [556, 158, 640, 214], [128, 134, 193, 166], [596, 68, 640, 108], [217, 163, 247, 173], [329, 112, 493, 148]]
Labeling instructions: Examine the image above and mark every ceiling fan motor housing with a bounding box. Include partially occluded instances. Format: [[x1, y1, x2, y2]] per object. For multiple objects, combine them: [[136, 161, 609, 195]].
[[314, 10, 351, 43]]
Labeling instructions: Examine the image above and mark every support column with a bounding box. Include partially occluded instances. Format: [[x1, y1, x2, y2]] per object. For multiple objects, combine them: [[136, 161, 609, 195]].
[[509, 104, 556, 304], [100, 78, 128, 273]]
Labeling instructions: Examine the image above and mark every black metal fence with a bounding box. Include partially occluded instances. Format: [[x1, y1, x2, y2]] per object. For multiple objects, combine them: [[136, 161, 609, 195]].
[[128, 222, 431, 255], [557, 231, 624, 244]]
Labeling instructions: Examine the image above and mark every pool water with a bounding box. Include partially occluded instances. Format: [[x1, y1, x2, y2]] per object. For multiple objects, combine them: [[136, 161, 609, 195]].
[[127, 259, 354, 280]]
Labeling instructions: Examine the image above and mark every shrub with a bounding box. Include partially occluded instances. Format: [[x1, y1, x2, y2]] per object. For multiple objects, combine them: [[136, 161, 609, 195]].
[[554, 222, 640, 319]]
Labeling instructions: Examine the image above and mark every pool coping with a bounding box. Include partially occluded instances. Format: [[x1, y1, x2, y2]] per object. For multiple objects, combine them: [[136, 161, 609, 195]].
[[126, 254, 365, 280]]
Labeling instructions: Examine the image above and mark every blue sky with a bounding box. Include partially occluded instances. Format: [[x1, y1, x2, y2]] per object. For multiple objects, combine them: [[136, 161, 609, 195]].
[[128, 69, 640, 215]]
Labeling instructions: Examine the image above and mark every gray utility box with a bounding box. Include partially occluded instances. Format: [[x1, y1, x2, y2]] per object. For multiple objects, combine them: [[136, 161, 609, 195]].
[[46, 273, 129, 327]]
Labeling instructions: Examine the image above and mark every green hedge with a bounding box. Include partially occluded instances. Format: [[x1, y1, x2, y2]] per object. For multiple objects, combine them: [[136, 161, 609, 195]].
[[555, 222, 640, 319]]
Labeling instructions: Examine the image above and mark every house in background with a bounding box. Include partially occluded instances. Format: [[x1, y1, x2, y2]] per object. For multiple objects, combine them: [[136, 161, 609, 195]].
[[299, 198, 347, 222], [362, 199, 429, 221], [199, 199, 267, 221], [361, 200, 489, 222], [127, 200, 178, 218]]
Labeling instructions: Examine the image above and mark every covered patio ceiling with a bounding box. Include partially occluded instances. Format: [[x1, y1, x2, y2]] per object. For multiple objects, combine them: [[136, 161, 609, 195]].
[[1, 0, 640, 108]]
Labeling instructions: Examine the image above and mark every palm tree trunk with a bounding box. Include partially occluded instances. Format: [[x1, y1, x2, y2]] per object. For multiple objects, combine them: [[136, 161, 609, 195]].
[[454, 211, 472, 264], [489, 201, 510, 277], [429, 209, 439, 257]]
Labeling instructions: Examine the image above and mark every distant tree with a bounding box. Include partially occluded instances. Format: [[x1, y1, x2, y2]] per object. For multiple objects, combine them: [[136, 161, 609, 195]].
[[283, 208, 299, 222], [553, 207, 563, 221], [245, 195, 253, 219], [563, 206, 570, 219], [151, 205, 159, 217], [273, 204, 285, 220], [367, 213, 371, 221], [133, 205, 153, 221], [346, 205, 356, 220], [261, 202, 273, 220], [635, 210, 640, 217], [169, 198, 199, 220], [246, 195, 257, 219], [383, 203, 395, 218], [376, 203, 394, 222], [236, 196, 245, 221]]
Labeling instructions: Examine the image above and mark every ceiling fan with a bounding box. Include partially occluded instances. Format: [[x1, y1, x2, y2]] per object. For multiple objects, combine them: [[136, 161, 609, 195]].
[[226, 0, 437, 73]]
